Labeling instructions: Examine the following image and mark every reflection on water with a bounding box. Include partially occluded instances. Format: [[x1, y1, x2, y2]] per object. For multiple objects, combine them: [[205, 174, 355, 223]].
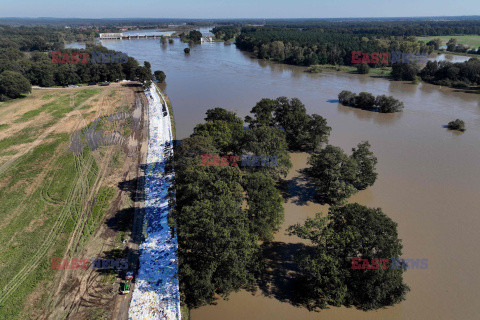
[[100, 37, 480, 320], [336, 104, 403, 126]]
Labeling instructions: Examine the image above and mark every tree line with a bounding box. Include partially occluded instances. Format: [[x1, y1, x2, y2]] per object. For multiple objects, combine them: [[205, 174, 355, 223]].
[[391, 58, 480, 88], [232, 26, 433, 67], [0, 44, 158, 100], [0, 25, 164, 100], [179, 30, 203, 44], [172, 97, 408, 311], [0, 25, 95, 51], [247, 18, 480, 37]]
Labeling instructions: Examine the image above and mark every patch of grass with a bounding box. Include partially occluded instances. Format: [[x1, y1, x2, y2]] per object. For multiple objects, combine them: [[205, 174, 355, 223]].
[[181, 303, 190, 320], [15, 89, 101, 124], [417, 35, 480, 48], [0, 87, 131, 319], [0, 121, 57, 150], [0, 137, 76, 319], [41, 94, 57, 100], [100, 272, 117, 284], [74, 89, 101, 105], [0, 150, 17, 157], [0, 132, 107, 319], [305, 65, 323, 73], [14, 95, 70, 123], [0, 123, 9, 131], [369, 68, 391, 76], [78, 186, 116, 248], [115, 105, 130, 113], [112, 150, 122, 167], [0, 131, 36, 150], [79, 104, 93, 110], [85, 307, 110, 320]]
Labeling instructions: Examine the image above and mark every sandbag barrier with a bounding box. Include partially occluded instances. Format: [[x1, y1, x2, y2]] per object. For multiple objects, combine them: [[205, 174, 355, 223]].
[[128, 84, 181, 320]]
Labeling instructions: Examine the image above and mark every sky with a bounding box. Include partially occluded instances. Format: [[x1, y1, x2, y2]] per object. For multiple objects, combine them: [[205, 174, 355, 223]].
[[0, 0, 479, 19]]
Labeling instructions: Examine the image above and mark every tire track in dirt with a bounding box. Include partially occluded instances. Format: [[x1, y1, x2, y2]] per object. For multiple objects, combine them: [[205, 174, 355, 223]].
[[0, 88, 114, 307]]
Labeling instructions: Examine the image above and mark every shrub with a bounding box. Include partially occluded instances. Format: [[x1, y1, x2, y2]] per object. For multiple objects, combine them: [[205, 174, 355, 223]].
[[184, 48, 190, 54], [339, 91, 404, 113], [305, 65, 323, 73], [154, 70, 166, 83], [447, 119, 466, 131], [356, 63, 370, 74], [0, 71, 31, 99], [338, 90, 356, 106], [376, 95, 404, 113], [391, 63, 420, 81], [355, 92, 376, 109]]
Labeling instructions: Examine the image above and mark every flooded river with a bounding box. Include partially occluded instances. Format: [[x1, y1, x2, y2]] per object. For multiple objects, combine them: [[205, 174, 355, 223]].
[[102, 30, 480, 320]]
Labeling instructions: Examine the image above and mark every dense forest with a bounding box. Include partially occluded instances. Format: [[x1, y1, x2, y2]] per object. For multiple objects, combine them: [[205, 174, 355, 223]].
[[172, 98, 408, 311], [0, 25, 96, 51], [231, 27, 433, 66], [0, 26, 155, 100]]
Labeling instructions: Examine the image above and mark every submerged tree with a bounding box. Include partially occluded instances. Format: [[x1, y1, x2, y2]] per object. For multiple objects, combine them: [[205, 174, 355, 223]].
[[447, 119, 466, 131], [375, 95, 404, 113], [351, 141, 378, 190], [356, 63, 370, 74], [288, 203, 409, 311], [154, 70, 166, 83], [306, 142, 377, 204], [338, 90, 356, 106], [245, 97, 330, 151], [243, 172, 284, 241], [306, 145, 359, 204]]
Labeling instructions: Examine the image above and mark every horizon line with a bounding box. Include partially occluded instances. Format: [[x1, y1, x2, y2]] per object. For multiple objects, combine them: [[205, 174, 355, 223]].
[[1, 15, 480, 20]]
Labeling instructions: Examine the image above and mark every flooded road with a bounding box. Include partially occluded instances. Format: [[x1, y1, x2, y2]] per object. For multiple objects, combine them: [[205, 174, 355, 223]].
[[103, 31, 480, 320]]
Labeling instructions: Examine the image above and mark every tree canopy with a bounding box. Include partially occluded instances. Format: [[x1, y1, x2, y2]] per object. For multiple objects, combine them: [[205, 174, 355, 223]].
[[154, 70, 166, 83], [288, 203, 409, 310], [0, 71, 31, 100], [173, 105, 292, 308], [339, 90, 404, 113], [306, 142, 377, 204], [245, 97, 331, 151]]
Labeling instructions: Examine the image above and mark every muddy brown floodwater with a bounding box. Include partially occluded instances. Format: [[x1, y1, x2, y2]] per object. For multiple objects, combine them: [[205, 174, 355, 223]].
[[102, 30, 480, 320]]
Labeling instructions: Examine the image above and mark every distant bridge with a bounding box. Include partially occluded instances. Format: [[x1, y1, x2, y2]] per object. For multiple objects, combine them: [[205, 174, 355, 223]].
[[99, 33, 172, 40]]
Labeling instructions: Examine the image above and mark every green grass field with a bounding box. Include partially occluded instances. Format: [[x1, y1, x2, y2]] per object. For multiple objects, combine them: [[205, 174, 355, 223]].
[[0, 88, 124, 319], [417, 35, 480, 48]]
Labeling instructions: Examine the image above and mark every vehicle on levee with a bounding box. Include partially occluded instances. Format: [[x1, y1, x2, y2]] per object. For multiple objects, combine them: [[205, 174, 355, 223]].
[[122, 280, 131, 294], [121, 271, 134, 294]]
